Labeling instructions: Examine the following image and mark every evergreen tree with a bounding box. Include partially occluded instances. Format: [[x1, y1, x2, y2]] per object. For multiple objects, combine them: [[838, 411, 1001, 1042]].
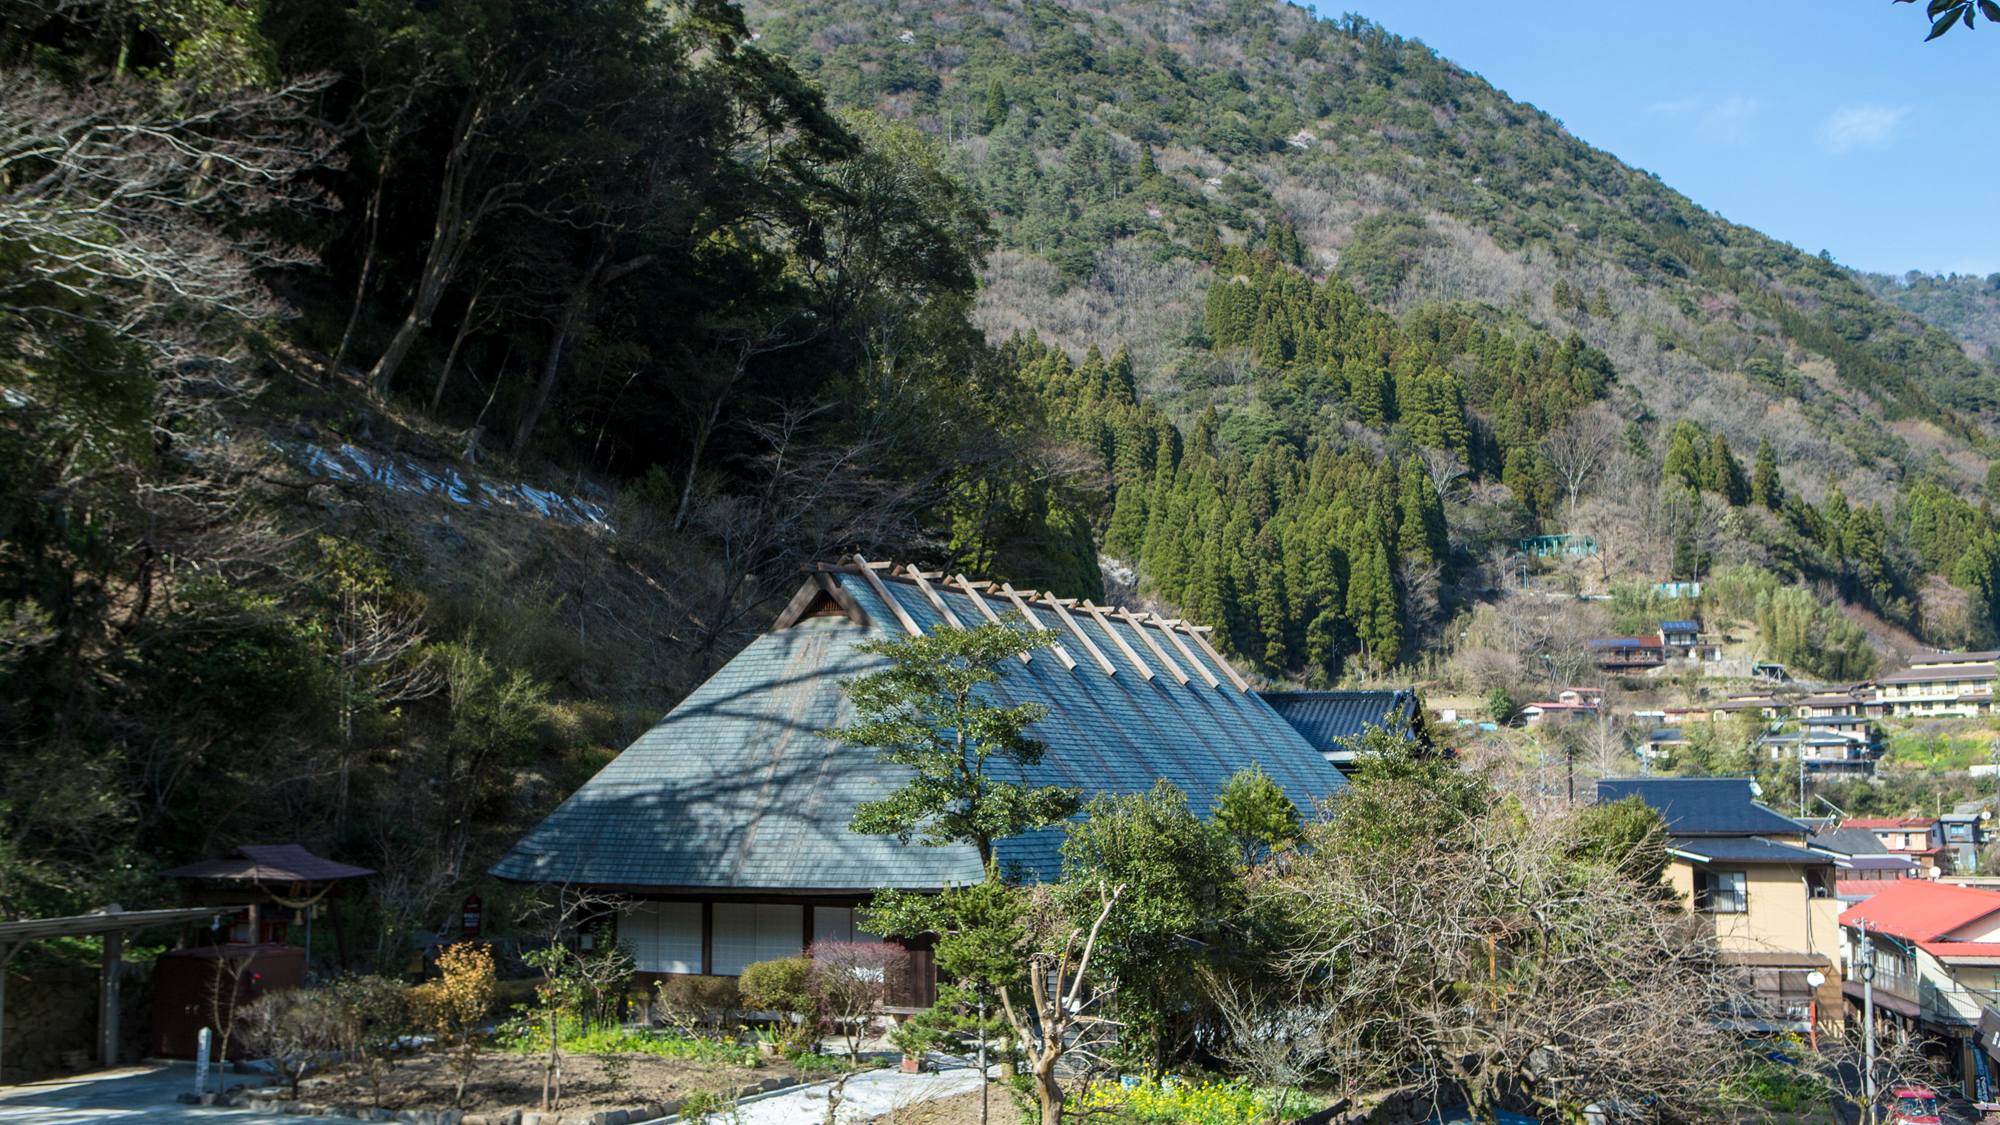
[[1590, 287, 1614, 318], [1397, 456, 1448, 565], [1705, 433, 1748, 506], [1137, 142, 1157, 179], [1210, 764, 1302, 867], [1345, 534, 1401, 669], [1662, 423, 1703, 490], [1551, 277, 1573, 310], [828, 622, 1081, 871], [1751, 434, 1783, 510], [982, 77, 1007, 134], [1200, 225, 1225, 268]]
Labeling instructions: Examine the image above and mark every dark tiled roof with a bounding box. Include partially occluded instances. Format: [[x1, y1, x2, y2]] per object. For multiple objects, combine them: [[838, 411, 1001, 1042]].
[[1909, 650, 2000, 666], [1810, 828, 1892, 856], [1669, 836, 1830, 864], [1660, 620, 1700, 633], [162, 845, 374, 882], [1257, 690, 1421, 764], [490, 571, 1349, 891], [1877, 664, 1996, 685], [1596, 777, 1810, 836], [1590, 637, 1663, 649]]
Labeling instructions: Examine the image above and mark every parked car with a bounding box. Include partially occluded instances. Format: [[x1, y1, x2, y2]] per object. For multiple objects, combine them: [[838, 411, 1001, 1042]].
[[1889, 1086, 1941, 1125]]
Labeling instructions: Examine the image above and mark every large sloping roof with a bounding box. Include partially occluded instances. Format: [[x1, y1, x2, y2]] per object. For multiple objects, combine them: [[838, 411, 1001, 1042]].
[[1669, 837, 1830, 865], [161, 844, 373, 882], [1840, 878, 2000, 943], [491, 564, 1348, 892], [1596, 777, 1809, 836], [1257, 690, 1421, 767]]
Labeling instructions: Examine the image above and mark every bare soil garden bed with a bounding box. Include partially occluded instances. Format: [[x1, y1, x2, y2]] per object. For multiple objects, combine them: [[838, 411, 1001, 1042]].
[[254, 1047, 813, 1120]]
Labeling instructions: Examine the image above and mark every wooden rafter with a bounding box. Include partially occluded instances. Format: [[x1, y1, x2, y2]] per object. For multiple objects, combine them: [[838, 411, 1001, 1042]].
[[999, 583, 1077, 671], [849, 554, 923, 637], [1181, 623, 1251, 692], [904, 568, 966, 629], [953, 573, 1030, 665], [1080, 601, 1154, 681], [1042, 593, 1117, 677], [1151, 613, 1219, 689], [1118, 607, 1189, 686]]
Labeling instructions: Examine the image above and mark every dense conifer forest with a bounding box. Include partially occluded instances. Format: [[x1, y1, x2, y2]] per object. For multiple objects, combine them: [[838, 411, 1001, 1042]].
[[4, 0, 1999, 958]]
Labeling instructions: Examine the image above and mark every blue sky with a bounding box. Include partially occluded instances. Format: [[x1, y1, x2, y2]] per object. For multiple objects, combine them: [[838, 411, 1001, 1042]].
[[1356, 1, 2000, 277]]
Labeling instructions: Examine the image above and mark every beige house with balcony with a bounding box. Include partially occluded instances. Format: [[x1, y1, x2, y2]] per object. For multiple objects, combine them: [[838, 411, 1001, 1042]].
[[1602, 777, 1845, 1033], [1875, 652, 1999, 717]]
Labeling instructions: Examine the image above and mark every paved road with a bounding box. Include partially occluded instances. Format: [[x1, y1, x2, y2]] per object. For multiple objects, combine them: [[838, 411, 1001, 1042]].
[[0, 1066, 293, 1125], [0, 1061, 989, 1125]]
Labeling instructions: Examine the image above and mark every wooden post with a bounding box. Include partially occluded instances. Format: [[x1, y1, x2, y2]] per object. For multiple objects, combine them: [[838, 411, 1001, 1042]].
[[0, 941, 14, 1083], [100, 931, 123, 1068]]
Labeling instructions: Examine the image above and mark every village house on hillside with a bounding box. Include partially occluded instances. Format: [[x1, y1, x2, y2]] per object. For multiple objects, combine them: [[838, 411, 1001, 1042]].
[[1841, 879, 2000, 1098], [1599, 777, 1844, 1034], [1844, 818, 1956, 877], [1873, 651, 1998, 718], [491, 560, 1363, 1000]]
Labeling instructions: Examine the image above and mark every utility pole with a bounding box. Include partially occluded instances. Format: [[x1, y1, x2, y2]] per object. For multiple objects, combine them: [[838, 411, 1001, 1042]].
[[1862, 920, 1877, 1125]]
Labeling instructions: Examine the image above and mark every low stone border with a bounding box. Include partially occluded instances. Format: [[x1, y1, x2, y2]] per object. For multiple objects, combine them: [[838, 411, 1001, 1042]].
[[199, 1074, 811, 1125]]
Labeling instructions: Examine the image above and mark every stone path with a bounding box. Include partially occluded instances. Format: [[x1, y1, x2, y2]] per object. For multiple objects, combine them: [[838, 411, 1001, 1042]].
[[0, 1061, 990, 1125], [0, 1066, 293, 1125], [715, 1064, 986, 1125]]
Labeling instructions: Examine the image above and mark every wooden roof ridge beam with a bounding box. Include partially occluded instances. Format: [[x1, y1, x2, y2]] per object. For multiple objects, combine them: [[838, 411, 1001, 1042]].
[[1041, 593, 1117, 677], [1180, 623, 1251, 692], [1119, 606, 1189, 686], [1080, 601, 1154, 681], [999, 582, 1078, 671], [1151, 613, 1220, 689], [902, 567, 966, 629], [848, 554, 924, 637], [952, 574, 1029, 665]]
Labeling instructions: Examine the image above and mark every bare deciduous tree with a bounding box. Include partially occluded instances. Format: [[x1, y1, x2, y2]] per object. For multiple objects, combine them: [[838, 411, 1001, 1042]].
[[999, 882, 1124, 1125], [1539, 408, 1620, 529], [1242, 793, 1770, 1124]]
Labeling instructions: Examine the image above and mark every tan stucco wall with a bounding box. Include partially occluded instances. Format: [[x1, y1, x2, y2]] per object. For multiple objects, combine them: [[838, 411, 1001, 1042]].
[[1669, 857, 1840, 961]]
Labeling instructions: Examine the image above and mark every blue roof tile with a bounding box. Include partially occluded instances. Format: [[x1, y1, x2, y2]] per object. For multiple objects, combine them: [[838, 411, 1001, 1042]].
[[1597, 777, 1809, 837], [491, 571, 1348, 891]]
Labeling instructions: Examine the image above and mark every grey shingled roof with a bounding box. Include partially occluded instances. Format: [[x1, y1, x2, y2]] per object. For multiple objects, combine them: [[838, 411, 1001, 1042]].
[[491, 569, 1349, 892], [1669, 836, 1831, 865], [1257, 690, 1422, 767], [1597, 777, 1810, 837]]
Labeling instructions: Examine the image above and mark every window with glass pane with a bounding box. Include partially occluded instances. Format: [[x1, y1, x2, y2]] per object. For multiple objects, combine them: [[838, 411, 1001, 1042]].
[[1696, 870, 1747, 913]]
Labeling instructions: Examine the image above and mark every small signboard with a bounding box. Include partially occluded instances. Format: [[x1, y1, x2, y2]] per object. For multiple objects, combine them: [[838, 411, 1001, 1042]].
[[460, 894, 482, 940]]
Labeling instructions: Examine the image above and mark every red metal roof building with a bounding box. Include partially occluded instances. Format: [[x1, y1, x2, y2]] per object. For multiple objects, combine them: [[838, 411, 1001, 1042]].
[[1838, 878, 2000, 1098]]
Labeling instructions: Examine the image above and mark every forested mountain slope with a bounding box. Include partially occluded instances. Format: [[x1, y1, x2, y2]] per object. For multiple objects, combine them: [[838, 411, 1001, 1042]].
[[740, 0, 2000, 676], [4, 0, 1999, 958], [1854, 271, 2000, 364]]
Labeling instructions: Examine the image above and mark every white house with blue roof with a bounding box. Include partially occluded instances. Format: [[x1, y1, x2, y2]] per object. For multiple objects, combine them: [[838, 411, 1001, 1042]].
[[491, 558, 1351, 1002]]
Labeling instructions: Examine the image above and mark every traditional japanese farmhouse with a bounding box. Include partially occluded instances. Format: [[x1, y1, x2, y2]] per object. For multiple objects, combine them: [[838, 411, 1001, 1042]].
[[491, 559, 1351, 1000]]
